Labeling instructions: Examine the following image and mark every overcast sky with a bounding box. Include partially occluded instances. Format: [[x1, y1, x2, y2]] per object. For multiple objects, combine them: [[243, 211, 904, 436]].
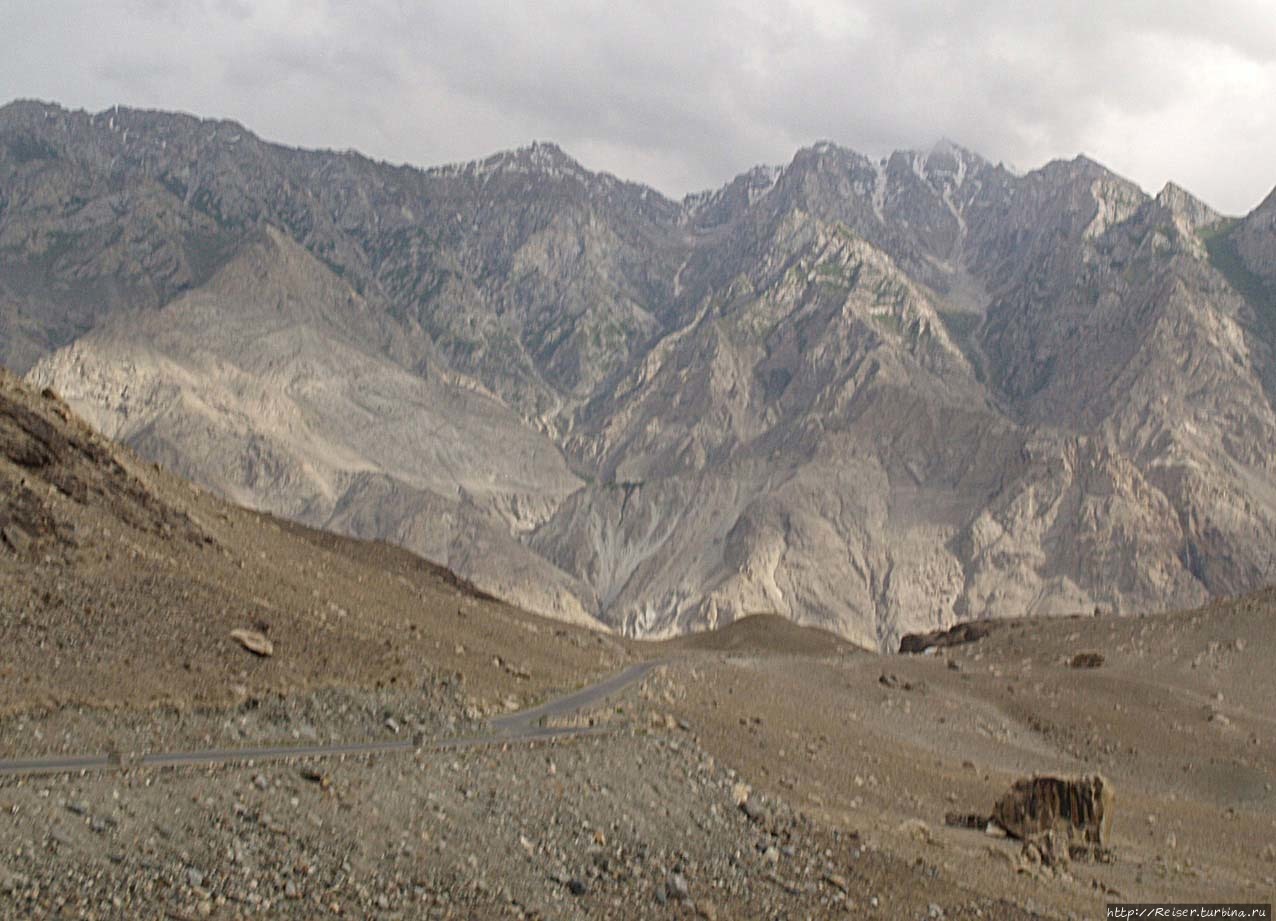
[[2, 0, 1274, 214]]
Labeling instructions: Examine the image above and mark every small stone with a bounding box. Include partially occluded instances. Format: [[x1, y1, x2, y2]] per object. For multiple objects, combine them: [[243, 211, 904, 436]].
[[186, 868, 204, 889], [929, 904, 945, 919], [740, 797, 768, 825], [0, 868, 29, 894], [1, 524, 32, 555], [230, 628, 273, 657], [666, 873, 690, 901], [285, 880, 299, 899], [897, 818, 935, 843], [567, 878, 587, 896], [254, 774, 269, 790], [385, 717, 400, 734], [66, 800, 90, 816]]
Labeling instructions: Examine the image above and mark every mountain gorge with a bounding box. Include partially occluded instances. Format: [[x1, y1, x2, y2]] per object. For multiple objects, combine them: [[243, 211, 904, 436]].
[[4, 100, 1274, 648]]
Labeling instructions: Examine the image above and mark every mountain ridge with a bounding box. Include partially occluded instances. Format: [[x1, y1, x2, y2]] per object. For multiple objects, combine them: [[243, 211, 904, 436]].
[[5, 99, 1275, 648]]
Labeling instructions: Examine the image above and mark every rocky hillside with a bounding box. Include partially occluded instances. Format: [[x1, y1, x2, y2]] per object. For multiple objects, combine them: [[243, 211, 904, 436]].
[[6, 100, 1276, 648]]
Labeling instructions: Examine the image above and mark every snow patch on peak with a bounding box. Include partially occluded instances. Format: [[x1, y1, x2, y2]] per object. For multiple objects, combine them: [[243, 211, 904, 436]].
[[681, 163, 783, 219], [871, 159, 887, 224], [430, 141, 590, 184]]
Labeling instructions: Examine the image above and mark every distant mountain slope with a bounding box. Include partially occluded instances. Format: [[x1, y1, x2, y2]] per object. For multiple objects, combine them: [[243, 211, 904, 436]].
[[0, 367, 618, 713], [6, 101, 1275, 647]]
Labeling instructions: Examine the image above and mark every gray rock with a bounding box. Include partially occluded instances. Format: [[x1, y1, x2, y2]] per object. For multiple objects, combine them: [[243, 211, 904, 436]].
[[1, 524, 32, 555], [13, 102, 1276, 648], [740, 798, 768, 825]]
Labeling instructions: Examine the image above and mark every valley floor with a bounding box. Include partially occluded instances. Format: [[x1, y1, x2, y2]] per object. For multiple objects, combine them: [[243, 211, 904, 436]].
[[2, 597, 1274, 919]]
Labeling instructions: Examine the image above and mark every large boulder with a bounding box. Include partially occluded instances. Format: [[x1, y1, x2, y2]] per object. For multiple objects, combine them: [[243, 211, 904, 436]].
[[991, 774, 1114, 847], [898, 621, 992, 654]]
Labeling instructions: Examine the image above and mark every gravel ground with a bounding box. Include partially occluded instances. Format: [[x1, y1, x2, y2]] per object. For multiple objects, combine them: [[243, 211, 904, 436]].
[[0, 716, 1045, 921]]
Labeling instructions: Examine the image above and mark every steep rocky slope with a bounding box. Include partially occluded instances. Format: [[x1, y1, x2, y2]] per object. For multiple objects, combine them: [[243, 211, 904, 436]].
[[6, 100, 1276, 647], [0, 366, 626, 714]]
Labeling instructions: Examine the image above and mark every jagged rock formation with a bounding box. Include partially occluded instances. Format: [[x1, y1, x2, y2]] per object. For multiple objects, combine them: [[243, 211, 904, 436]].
[[5, 100, 1276, 648], [991, 774, 1115, 849]]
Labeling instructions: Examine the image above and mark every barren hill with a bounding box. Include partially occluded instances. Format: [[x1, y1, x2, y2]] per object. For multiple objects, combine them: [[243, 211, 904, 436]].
[[2, 371, 1273, 918], [0, 366, 619, 714]]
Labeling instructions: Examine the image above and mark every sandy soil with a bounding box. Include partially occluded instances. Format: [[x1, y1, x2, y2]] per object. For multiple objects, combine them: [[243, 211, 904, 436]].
[[3, 370, 1274, 918]]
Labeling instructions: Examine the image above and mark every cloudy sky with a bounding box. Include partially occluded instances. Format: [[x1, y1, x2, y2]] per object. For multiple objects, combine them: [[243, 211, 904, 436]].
[[2, 0, 1274, 213]]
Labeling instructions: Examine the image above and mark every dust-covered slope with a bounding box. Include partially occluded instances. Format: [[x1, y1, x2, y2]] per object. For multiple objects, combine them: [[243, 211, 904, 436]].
[[26, 227, 600, 628], [0, 367, 625, 714]]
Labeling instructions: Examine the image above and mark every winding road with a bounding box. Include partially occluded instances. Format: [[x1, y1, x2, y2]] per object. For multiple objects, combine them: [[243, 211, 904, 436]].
[[0, 660, 666, 778]]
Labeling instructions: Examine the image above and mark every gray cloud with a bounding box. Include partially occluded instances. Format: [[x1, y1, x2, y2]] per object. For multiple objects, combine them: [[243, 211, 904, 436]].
[[2, 0, 1273, 213]]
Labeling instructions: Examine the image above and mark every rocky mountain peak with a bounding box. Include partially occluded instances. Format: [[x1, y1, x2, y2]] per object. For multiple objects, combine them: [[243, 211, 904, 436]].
[[6, 103, 1276, 649], [1250, 183, 1276, 222], [1154, 181, 1221, 230], [919, 140, 976, 185], [429, 139, 597, 188]]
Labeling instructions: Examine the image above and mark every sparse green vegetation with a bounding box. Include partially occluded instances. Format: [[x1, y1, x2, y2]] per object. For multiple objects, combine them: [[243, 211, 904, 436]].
[[1201, 219, 1276, 341], [937, 310, 980, 341], [5, 135, 58, 163], [871, 276, 908, 307], [871, 312, 903, 336], [814, 260, 861, 291]]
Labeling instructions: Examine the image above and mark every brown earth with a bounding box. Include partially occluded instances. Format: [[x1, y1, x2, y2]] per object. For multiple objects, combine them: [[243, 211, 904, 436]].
[[2, 371, 1274, 918]]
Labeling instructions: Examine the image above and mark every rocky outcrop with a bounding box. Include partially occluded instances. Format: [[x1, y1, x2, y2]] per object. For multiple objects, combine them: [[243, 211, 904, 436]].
[[898, 621, 992, 654], [991, 774, 1115, 849]]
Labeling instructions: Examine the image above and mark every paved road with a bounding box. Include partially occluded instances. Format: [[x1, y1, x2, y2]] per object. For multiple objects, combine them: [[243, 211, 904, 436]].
[[488, 659, 663, 734], [0, 659, 664, 778]]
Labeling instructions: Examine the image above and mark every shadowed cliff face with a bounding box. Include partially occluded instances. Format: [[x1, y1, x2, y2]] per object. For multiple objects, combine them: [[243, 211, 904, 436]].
[[6, 100, 1275, 648]]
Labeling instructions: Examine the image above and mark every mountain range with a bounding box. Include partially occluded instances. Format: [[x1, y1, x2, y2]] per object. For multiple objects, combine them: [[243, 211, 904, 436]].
[[3, 100, 1274, 649]]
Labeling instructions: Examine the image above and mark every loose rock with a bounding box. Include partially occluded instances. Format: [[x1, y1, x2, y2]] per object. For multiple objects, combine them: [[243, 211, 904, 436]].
[[230, 628, 274, 657]]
